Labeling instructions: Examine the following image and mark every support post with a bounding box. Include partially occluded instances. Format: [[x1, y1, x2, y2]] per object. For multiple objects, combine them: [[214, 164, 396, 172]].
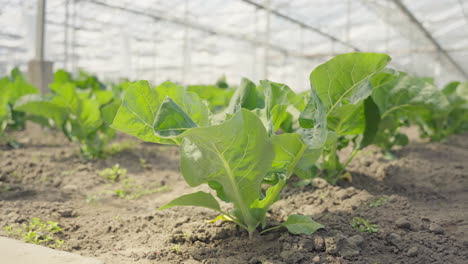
[[263, 0, 270, 79], [28, 0, 53, 94]]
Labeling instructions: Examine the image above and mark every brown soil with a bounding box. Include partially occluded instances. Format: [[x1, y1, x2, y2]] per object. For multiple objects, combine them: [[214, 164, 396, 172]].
[[0, 124, 467, 264]]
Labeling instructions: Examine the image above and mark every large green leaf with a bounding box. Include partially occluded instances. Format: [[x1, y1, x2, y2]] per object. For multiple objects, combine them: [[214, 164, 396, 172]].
[[281, 214, 324, 235], [293, 89, 328, 179], [111, 81, 163, 143], [101, 99, 121, 126], [359, 97, 381, 149], [159, 191, 221, 212], [52, 83, 81, 115], [94, 90, 114, 106], [14, 94, 67, 126], [6, 79, 39, 104], [154, 97, 197, 138], [327, 102, 365, 136], [172, 92, 211, 127], [187, 85, 234, 112], [0, 87, 10, 134], [457, 82, 468, 101], [372, 73, 449, 122], [311, 52, 391, 113], [78, 99, 102, 135], [261, 80, 297, 134], [254, 133, 306, 210], [226, 78, 263, 113], [180, 109, 274, 228], [270, 133, 306, 176], [112, 81, 211, 144]]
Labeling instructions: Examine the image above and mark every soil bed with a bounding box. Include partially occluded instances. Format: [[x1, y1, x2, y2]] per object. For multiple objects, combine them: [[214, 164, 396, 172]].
[[1, 125, 467, 264]]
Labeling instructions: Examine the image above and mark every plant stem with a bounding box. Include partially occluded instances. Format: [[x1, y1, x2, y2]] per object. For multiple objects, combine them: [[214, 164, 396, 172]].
[[259, 225, 282, 235], [248, 231, 254, 240], [336, 148, 360, 179]]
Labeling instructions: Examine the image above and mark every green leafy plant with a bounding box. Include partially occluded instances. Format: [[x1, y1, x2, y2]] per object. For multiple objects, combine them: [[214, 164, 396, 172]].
[[371, 71, 449, 149], [4, 218, 64, 248], [98, 164, 127, 182], [422, 81, 468, 139], [112, 81, 324, 238], [300, 53, 391, 184], [14, 81, 120, 158], [0, 68, 39, 139], [186, 84, 234, 113], [351, 217, 379, 233]]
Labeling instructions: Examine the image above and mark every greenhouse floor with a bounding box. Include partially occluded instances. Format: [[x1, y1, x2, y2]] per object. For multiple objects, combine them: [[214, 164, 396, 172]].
[[0, 125, 467, 264]]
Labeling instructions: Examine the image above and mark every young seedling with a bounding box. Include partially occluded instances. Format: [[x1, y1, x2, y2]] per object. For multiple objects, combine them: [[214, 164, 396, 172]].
[[98, 164, 127, 183], [368, 197, 388, 208], [351, 217, 379, 233], [4, 218, 65, 248]]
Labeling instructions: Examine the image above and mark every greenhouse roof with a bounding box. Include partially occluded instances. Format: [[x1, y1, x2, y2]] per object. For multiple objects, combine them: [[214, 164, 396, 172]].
[[1, 0, 468, 90]]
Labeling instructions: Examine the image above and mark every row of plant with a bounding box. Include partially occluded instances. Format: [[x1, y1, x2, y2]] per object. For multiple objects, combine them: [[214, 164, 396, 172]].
[[109, 52, 467, 237], [1, 52, 467, 238]]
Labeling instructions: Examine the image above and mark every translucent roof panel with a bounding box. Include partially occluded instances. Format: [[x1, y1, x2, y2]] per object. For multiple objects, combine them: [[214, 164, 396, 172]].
[[0, 0, 467, 91]]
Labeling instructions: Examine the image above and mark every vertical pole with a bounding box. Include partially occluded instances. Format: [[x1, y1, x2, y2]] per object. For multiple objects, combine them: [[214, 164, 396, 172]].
[[385, 0, 389, 53], [346, 0, 351, 44], [182, 0, 189, 84], [299, 25, 304, 87], [71, 0, 77, 74], [35, 0, 46, 61], [264, 0, 270, 79], [64, 0, 70, 70], [153, 22, 158, 83], [28, 0, 53, 94], [252, 7, 258, 80]]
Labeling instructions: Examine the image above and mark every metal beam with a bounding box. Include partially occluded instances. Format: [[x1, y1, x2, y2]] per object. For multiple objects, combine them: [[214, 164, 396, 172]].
[[392, 0, 468, 78], [81, 0, 311, 60], [240, 0, 360, 52]]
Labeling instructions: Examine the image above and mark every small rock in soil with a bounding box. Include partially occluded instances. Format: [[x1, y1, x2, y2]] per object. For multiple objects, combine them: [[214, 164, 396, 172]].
[[407, 246, 419, 257], [387, 233, 403, 250], [182, 260, 201, 264], [429, 223, 444, 234], [325, 237, 338, 255], [463, 240, 468, 247], [395, 217, 411, 229], [388, 195, 398, 203], [58, 209, 76, 217], [311, 178, 328, 189], [313, 236, 325, 251], [347, 235, 364, 248], [325, 235, 359, 258], [174, 216, 190, 227], [280, 250, 305, 263], [147, 252, 158, 260], [63, 184, 78, 192], [312, 255, 320, 263]]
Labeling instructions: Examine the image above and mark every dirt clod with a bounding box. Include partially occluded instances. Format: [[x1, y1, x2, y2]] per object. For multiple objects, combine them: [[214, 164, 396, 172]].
[[429, 222, 444, 234], [387, 233, 403, 250], [395, 217, 412, 229], [407, 246, 419, 257]]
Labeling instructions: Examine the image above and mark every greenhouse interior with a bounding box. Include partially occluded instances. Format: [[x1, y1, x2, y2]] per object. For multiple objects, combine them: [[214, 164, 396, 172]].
[[0, 0, 467, 263]]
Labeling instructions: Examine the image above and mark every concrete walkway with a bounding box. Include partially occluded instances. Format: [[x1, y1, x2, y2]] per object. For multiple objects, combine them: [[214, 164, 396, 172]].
[[0, 236, 104, 264]]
